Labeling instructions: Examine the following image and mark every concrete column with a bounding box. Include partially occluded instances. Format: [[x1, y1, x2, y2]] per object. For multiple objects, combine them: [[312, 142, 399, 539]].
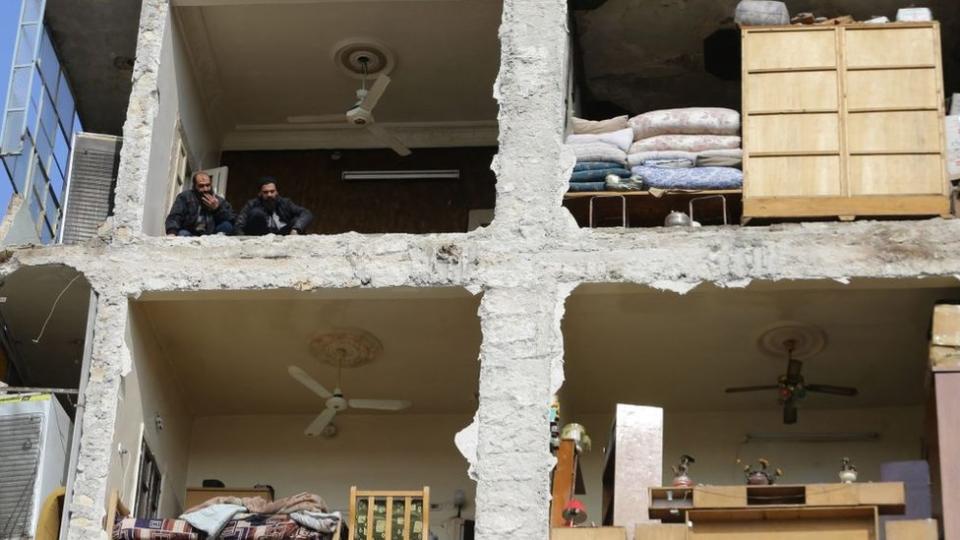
[[474, 286, 567, 540], [65, 294, 130, 540], [936, 372, 960, 540], [491, 0, 575, 237], [111, 0, 169, 236]]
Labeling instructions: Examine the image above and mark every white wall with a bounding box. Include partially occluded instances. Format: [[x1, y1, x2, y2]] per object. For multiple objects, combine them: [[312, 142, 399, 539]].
[[107, 304, 193, 516], [142, 11, 221, 236], [187, 413, 475, 540], [572, 406, 925, 520]]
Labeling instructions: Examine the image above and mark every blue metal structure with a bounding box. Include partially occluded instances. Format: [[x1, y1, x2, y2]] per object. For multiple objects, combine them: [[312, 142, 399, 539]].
[[0, 0, 82, 243]]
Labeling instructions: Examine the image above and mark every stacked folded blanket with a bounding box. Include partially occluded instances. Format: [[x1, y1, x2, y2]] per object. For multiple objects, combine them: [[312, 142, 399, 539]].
[[627, 108, 744, 190], [565, 123, 632, 192]]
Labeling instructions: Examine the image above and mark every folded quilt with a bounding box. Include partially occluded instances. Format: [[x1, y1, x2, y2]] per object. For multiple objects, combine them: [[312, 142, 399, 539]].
[[566, 127, 634, 152], [219, 513, 327, 540], [572, 115, 629, 134], [631, 165, 743, 190], [290, 510, 342, 534], [627, 148, 743, 167], [574, 161, 627, 172], [630, 135, 741, 153], [113, 517, 200, 540], [180, 503, 246, 537], [641, 158, 695, 169], [571, 168, 631, 182], [567, 181, 607, 192], [629, 107, 740, 139], [627, 150, 698, 167], [569, 142, 627, 165]]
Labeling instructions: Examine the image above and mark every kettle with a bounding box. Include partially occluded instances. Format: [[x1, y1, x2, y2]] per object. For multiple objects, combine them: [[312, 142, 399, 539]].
[[664, 211, 692, 227]]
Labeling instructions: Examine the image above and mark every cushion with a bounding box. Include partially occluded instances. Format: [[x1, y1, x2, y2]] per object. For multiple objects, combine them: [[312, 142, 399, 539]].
[[629, 108, 741, 139], [566, 128, 634, 152], [630, 135, 741, 153], [569, 142, 627, 165], [571, 115, 629, 134]]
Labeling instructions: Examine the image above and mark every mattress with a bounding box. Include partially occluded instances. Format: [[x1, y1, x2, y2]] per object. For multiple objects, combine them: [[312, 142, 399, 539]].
[[631, 166, 743, 190], [629, 135, 741, 153], [219, 513, 333, 540], [629, 107, 741, 139], [113, 517, 200, 540]]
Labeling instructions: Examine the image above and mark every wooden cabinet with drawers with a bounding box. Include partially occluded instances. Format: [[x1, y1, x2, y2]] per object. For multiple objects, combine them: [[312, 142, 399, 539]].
[[741, 23, 951, 221]]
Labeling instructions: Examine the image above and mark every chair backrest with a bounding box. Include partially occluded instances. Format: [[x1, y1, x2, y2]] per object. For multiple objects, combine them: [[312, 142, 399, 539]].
[[348, 486, 430, 540]]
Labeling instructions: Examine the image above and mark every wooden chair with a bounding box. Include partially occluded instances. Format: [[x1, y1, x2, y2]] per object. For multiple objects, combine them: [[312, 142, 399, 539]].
[[348, 486, 430, 540]]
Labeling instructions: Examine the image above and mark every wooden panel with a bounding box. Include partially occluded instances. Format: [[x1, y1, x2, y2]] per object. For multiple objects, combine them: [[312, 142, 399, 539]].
[[634, 524, 686, 540], [806, 485, 859, 507], [693, 486, 746, 508], [552, 527, 627, 540], [745, 30, 836, 71], [748, 114, 839, 154], [847, 111, 941, 153], [855, 482, 905, 508], [845, 27, 937, 68], [848, 155, 944, 196], [746, 71, 838, 113], [747, 156, 841, 197], [687, 507, 875, 540], [221, 147, 497, 234], [845, 69, 939, 111], [932, 304, 960, 347], [936, 373, 960, 540], [552, 440, 577, 527], [744, 195, 949, 219], [885, 519, 937, 540]]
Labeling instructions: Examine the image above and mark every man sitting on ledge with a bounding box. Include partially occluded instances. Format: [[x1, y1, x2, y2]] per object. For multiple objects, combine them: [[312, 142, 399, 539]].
[[165, 171, 235, 237], [236, 177, 313, 235]]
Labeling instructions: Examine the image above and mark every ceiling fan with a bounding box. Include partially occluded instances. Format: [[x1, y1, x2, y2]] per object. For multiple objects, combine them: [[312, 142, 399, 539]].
[[286, 56, 412, 157], [725, 339, 858, 424], [289, 364, 411, 436]]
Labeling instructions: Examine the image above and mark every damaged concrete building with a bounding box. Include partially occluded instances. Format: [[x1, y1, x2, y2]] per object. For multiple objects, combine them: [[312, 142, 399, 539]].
[[1, 0, 959, 539]]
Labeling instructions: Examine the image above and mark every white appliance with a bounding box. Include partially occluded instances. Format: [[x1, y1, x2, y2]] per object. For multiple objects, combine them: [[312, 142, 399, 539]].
[[0, 394, 71, 539]]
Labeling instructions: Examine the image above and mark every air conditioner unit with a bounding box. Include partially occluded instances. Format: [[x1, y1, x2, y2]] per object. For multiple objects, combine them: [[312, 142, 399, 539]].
[[0, 393, 71, 538], [341, 170, 460, 181]]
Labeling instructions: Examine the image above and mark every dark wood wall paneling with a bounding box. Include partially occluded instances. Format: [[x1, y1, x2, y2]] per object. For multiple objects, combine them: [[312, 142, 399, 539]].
[[220, 147, 497, 234]]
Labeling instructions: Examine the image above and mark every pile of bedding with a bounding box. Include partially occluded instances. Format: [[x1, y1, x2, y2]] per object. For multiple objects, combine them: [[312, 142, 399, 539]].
[[627, 108, 743, 190], [114, 492, 343, 540], [565, 116, 634, 192]]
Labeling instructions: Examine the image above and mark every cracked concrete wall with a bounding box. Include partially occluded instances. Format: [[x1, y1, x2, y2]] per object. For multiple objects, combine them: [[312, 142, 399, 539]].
[[4, 0, 960, 538]]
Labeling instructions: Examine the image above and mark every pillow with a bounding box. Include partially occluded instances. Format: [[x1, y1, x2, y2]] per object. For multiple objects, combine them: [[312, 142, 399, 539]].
[[629, 108, 741, 139], [568, 142, 627, 165], [566, 128, 634, 152], [630, 135, 741, 153], [571, 115, 629, 134]]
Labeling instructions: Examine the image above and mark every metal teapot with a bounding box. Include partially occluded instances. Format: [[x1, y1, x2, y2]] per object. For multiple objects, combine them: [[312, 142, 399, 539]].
[[664, 211, 692, 227]]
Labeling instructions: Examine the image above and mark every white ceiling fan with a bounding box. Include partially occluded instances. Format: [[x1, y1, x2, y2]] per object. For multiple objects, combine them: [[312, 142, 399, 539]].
[[286, 56, 412, 156], [288, 364, 412, 436]]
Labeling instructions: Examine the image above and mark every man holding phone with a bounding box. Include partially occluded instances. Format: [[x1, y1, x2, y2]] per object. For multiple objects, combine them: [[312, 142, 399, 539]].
[[165, 171, 235, 236]]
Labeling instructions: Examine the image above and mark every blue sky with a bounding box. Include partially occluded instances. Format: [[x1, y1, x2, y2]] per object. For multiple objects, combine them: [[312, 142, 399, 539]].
[[0, 0, 23, 213]]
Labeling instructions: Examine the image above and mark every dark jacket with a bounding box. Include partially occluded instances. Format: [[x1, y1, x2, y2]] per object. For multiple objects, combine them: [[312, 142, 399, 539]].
[[236, 196, 313, 235], [164, 190, 234, 235]]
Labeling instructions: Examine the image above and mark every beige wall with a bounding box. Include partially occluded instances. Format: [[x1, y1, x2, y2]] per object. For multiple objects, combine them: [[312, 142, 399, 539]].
[[573, 406, 925, 519], [107, 304, 193, 516], [187, 413, 475, 540], [142, 11, 222, 236]]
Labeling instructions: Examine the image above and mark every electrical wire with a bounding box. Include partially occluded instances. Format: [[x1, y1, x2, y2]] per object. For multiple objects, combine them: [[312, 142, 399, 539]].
[[31, 274, 82, 344]]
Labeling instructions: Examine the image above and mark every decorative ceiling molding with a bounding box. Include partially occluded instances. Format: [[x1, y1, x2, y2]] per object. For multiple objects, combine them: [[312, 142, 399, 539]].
[[223, 121, 498, 151], [310, 329, 383, 368]]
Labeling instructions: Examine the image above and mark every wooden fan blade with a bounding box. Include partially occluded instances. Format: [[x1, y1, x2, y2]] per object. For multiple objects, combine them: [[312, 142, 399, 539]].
[[806, 384, 859, 396], [725, 385, 780, 393], [783, 401, 798, 424], [286, 114, 346, 124], [366, 124, 412, 156], [360, 74, 390, 112]]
